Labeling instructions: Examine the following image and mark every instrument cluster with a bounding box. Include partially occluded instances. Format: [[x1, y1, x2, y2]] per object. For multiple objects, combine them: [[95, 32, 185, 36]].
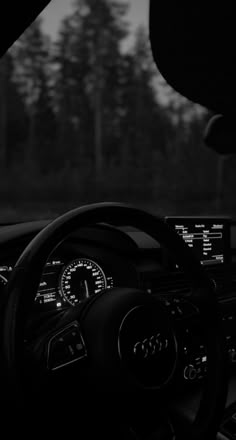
[[0, 257, 114, 312], [37, 257, 114, 311]]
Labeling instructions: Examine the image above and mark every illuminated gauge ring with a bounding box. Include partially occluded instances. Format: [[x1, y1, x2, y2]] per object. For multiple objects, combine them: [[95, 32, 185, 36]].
[[60, 258, 107, 306]]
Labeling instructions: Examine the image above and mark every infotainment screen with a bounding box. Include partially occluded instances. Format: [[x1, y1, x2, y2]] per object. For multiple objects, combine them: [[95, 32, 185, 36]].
[[165, 217, 231, 267]]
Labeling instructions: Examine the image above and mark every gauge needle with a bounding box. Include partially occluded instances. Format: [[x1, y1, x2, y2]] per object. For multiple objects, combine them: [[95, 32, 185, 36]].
[[84, 280, 89, 299]]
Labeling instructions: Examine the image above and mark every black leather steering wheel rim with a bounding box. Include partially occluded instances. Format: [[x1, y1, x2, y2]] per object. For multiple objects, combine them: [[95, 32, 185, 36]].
[[1, 202, 228, 439]]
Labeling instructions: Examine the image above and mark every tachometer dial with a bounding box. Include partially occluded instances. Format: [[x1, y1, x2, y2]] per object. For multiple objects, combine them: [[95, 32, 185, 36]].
[[60, 258, 107, 306]]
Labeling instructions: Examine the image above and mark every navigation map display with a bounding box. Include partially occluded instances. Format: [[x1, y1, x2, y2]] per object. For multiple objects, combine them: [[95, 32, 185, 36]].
[[165, 217, 230, 266]]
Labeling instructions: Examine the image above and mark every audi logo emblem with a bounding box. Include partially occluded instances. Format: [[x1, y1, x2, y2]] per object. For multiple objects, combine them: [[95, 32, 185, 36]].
[[133, 333, 168, 360]]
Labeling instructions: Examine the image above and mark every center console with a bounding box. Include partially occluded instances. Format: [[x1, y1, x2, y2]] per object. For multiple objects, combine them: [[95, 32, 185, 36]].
[[180, 308, 236, 382], [164, 216, 235, 383]]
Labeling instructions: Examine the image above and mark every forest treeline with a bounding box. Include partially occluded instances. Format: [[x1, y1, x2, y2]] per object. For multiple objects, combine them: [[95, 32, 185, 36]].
[[0, 0, 234, 220]]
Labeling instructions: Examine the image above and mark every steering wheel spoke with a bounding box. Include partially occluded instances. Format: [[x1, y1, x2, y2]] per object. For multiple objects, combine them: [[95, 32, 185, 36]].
[[46, 320, 87, 371]]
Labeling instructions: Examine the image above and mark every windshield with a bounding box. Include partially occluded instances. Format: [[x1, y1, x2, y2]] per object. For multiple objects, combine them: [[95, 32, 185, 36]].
[[0, 0, 234, 223]]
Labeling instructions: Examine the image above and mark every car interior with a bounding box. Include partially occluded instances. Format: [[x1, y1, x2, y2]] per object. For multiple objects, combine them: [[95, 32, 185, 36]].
[[1, 1, 236, 439]]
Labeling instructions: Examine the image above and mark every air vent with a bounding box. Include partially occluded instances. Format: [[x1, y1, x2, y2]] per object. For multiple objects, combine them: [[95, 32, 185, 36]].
[[141, 265, 233, 297], [141, 272, 192, 296]]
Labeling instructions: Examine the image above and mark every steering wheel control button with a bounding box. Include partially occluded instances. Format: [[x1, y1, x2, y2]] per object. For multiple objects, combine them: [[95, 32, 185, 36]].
[[47, 322, 87, 371]]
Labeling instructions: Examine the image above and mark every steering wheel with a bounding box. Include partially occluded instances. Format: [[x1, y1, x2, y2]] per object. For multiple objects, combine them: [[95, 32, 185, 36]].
[[1, 203, 227, 439]]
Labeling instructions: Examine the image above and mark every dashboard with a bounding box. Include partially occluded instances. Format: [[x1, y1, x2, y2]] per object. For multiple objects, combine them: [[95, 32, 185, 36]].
[[2, 214, 236, 437], [0, 216, 236, 367], [0, 216, 233, 315]]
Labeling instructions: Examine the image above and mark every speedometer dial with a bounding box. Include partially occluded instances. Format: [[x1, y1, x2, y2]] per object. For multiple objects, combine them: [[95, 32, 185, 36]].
[[60, 258, 107, 306]]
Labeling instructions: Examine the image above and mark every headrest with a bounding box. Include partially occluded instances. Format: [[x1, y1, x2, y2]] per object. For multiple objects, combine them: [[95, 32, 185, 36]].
[[149, 1, 236, 115], [204, 115, 236, 155]]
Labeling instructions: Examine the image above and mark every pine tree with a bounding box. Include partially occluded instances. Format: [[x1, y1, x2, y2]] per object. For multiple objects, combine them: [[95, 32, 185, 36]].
[[0, 53, 28, 169], [55, 0, 129, 179], [0, 55, 7, 169], [11, 18, 54, 167], [119, 27, 172, 167]]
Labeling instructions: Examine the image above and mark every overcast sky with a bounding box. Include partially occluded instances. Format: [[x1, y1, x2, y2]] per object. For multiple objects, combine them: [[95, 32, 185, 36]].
[[41, 0, 149, 43], [39, 0, 180, 106]]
